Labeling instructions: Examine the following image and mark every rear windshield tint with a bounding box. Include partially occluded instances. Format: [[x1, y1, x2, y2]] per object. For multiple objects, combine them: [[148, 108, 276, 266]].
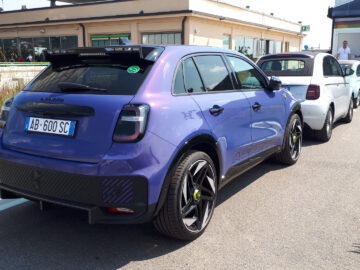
[[258, 58, 313, 77], [24, 59, 153, 95]]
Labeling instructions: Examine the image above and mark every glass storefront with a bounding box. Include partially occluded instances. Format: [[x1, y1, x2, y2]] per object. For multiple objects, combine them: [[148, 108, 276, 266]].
[[222, 34, 231, 49], [0, 35, 78, 62], [235, 36, 283, 59]]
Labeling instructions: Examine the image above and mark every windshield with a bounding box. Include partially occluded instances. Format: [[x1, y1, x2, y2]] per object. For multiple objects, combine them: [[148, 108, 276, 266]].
[[24, 59, 154, 95]]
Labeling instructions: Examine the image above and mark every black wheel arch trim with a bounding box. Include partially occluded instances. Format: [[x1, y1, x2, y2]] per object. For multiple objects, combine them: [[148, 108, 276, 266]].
[[153, 134, 222, 217]]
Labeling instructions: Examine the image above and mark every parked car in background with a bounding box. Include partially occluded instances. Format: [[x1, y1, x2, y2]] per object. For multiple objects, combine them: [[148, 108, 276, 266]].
[[0, 45, 303, 241], [339, 60, 360, 108], [257, 52, 353, 142]]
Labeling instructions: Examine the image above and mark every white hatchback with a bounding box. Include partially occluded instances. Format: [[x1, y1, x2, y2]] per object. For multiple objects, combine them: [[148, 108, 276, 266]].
[[257, 52, 353, 142]]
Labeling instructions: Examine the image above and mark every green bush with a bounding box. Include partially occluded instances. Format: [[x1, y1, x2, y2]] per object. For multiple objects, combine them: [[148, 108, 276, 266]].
[[0, 82, 23, 108]]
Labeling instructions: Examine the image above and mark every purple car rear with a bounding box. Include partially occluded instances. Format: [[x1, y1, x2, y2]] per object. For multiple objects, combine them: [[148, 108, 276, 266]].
[[0, 45, 302, 240]]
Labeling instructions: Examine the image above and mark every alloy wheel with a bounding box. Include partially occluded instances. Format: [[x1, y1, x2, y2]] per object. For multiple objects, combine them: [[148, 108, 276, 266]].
[[180, 159, 217, 232], [289, 118, 302, 160]]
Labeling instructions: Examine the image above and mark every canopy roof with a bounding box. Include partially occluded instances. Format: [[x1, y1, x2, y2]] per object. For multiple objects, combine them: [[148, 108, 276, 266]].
[[330, 0, 360, 18]]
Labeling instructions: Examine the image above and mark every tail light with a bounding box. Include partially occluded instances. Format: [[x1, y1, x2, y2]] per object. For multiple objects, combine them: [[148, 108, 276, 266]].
[[306, 84, 320, 100], [113, 104, 149, 142], [0, 97, 14, 128], [108, 207, 135, 214]]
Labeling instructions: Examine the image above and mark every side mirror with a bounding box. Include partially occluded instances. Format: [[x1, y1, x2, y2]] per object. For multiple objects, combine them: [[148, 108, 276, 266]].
[[268, 76, 282, 91], [344, 67, 354, 76]]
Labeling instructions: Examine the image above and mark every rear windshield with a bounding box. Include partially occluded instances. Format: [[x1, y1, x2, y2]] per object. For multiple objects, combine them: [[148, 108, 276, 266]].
[[24, 59, 153, 95], [258, 58, 313, 77]]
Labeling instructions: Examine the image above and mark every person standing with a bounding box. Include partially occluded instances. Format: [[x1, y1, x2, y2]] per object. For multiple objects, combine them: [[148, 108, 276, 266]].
[[26, 53, 33, 62], [336, 41, 351, 60]]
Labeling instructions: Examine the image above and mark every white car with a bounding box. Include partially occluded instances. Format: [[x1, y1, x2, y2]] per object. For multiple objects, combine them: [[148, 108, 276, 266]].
[[257, 52, 353, 142], [338, 60, 360, 108]]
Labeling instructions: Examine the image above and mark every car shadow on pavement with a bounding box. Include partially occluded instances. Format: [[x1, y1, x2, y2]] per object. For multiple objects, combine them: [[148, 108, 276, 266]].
[[0, 202, 188, 270], [216, 160, 284, 206], [349, 243, 360, 255], [0, 160, 286, 270], [302, 120, 349, 147]]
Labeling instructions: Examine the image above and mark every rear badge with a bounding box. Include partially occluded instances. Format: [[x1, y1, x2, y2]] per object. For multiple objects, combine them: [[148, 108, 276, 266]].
[[127, 65, 140, 74]]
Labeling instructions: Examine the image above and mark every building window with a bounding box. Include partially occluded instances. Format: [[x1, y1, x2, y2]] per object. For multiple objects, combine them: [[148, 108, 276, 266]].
[[223, 34, 231, 49], [284, 42, 290, 52], [3, 38, 18, 62], [0, 36, 78, 62], [61, 36, 78, 49], [142, 32, 181, 45], [91, 34, 131, 47]]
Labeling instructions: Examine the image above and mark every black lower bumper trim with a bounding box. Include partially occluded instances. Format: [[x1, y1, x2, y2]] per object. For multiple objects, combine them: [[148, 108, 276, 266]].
[[0, 159, 153, 224], [0, 185, 156, 224]]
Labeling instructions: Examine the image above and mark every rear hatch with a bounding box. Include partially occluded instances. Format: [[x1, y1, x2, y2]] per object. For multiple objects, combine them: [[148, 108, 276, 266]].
[[2, 46, 163, 163], [257, 53, 314, 101]]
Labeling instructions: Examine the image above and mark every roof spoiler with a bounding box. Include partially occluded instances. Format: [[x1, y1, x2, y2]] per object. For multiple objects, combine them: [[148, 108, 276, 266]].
[[44, 46, 165, 63]]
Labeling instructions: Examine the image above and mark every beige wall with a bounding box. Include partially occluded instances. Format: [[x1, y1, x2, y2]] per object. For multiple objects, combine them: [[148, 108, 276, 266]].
[[0, 65, 46, 91], [188, 16, 302, 54]]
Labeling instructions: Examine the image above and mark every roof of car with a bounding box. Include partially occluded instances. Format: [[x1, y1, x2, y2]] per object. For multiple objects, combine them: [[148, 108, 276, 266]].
[[258, 51, 327, 61]]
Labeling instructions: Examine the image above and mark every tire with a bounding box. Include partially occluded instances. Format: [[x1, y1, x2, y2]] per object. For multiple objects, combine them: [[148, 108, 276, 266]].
[[153, 151, 217, 241], [343, 98, 354, 123], [273, 114, 302, 165], [314, 108, 333, 142], [353, 94, 359, 109]]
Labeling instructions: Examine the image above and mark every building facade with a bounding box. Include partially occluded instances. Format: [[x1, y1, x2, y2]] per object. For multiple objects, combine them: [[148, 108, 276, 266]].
[[329, 0, 360, 57], [0, 0, 303, 62]]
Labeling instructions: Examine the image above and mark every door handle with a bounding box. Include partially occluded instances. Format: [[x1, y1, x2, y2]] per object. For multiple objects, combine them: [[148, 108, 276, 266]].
[[209, 105, 224, 115], [252, 102, 262, 111]]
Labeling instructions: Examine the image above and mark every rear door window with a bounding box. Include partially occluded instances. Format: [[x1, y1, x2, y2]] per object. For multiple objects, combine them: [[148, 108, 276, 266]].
[[323, 56, 343, 77], [24, 59, 154, 95], [183, 58, 205, 93], [193, 55, 233, 91], [356, 65, 360, 77]]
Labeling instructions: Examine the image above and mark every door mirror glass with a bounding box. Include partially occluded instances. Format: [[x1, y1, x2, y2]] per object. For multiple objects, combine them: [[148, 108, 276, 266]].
[[268, 76, 282, 91]]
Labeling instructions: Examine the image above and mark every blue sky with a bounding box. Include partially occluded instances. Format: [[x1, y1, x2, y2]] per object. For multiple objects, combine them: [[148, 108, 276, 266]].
[[1, 0, 336, 49]]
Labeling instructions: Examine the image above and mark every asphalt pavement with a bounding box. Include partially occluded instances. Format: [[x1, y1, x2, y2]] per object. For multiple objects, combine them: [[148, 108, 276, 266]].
[[0, 111, 359, 270]]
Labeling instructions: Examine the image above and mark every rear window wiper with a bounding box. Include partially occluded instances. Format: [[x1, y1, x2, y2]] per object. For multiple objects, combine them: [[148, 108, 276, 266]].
[[57, 82, 108, 92]]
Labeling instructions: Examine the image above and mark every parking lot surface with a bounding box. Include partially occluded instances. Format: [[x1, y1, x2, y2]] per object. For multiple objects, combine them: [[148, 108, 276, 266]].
[[0, 112, 359, 270]]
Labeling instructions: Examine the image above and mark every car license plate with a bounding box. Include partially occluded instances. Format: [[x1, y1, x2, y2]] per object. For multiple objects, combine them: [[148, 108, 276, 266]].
[[25, 117, 76, 137]]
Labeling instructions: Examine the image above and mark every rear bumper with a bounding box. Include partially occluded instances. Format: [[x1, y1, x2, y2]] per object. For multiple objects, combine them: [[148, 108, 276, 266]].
[[301, 100, 328, 130], [0, 159, 155, 224]]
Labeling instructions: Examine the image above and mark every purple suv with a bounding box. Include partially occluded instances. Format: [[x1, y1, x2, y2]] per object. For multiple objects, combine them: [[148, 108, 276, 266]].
[[0, 45, 302, 240]]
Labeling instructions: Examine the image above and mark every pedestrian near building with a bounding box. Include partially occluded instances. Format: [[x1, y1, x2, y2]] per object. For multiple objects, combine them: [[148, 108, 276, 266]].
[[336, 40, 351, 60], [26, 54, 33, 62]]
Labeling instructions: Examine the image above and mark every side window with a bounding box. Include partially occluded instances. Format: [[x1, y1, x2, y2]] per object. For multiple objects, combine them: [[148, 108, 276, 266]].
[[183, 58, 205, 93], [193, 55, 233, 91], [323, 56, 342, 76], [333, 59, 343, 76], [226, 56, 266, 90], [356, 65, 360, 77], [173, 63, 185, 94]]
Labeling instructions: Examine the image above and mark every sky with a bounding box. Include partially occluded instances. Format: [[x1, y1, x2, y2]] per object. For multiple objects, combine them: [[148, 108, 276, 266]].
[[1, 0, 336, 49]]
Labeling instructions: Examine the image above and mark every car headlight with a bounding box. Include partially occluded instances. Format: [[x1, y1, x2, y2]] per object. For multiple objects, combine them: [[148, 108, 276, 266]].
[[0, 97, 14, 128]]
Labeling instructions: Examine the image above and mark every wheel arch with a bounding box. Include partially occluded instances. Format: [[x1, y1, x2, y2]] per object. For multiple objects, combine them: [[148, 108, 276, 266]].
[[281, 104, 303, 150], [153, 134, 222, 216]]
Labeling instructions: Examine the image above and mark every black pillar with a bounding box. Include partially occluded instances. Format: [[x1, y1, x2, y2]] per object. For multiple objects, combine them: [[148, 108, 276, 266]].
[[50, 0, 56, 7]]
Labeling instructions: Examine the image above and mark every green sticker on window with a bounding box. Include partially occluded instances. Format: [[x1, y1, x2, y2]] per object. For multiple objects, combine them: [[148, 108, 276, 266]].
[[127, 65, 140, 74]]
